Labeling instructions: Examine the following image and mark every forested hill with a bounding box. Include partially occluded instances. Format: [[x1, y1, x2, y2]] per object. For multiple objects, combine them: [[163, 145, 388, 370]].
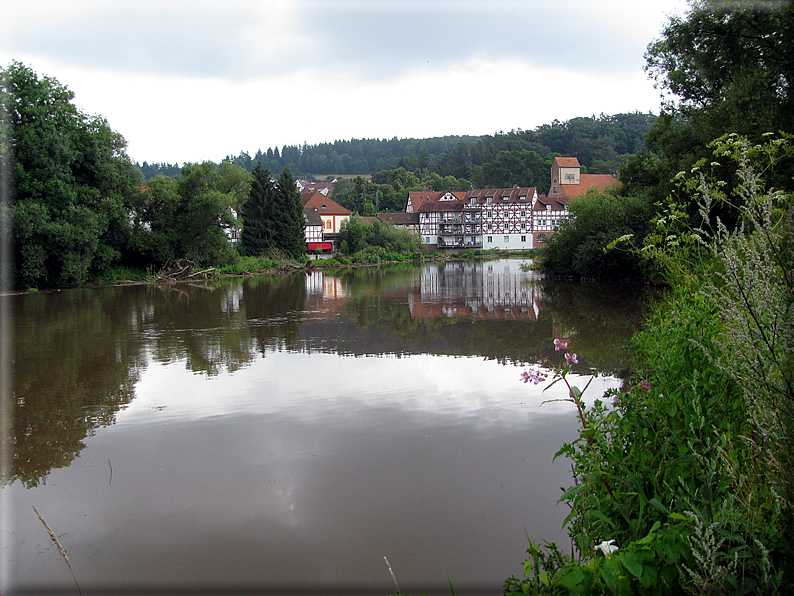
[[137, 112, 657, 183]]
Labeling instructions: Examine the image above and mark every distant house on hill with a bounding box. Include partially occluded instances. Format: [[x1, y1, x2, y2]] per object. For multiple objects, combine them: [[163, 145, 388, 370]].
[[297, 179, 335, 196]]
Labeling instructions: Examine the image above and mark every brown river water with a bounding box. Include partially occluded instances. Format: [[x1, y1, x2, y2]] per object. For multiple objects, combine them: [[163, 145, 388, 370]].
[[1, 260, 655, 595]]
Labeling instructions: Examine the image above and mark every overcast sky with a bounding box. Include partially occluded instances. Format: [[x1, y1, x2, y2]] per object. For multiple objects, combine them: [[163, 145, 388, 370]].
[[1, 0, 688, 165]]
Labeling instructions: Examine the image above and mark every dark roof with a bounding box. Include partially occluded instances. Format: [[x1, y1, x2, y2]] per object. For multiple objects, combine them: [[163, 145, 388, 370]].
[[377, 212, 419, 225], [303, 207, 323, 226]]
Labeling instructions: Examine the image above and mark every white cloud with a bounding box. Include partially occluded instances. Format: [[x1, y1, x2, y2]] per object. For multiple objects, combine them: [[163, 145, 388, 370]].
[[1, 0, 688, 163]]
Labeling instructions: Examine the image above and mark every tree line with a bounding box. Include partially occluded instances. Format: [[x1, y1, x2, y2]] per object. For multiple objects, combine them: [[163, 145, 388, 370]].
[[138, 112, 656, 189]]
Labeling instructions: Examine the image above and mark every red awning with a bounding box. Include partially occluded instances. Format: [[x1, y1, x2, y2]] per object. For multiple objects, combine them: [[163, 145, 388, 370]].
[[308, 242, 333, 251]]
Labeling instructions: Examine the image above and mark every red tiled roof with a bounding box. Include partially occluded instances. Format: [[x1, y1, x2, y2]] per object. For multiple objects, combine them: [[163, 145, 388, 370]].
[[562, 174, 619, 199], [554, 157, 581, 168], [301, 191, 351, 214]]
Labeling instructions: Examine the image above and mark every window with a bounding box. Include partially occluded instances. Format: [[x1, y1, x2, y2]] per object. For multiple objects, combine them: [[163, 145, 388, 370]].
[[547, 204, 552, 211], [487, 210, 492, 217], [487, 236, 493, 243], [486, 197, 493, 205], [521, 235, 526, 242], [504, 235, 509, 243], [325, 220, 332, 229], [519, 195, 526, 201], [520, 210, 526, 217], [520, 223, 526, 229], [424, 237, 430, 243], [487, 223, 493, 230]]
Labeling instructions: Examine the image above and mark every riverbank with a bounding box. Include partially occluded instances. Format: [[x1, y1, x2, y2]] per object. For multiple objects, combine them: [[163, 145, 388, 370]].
[[73, 249, 543, 290]]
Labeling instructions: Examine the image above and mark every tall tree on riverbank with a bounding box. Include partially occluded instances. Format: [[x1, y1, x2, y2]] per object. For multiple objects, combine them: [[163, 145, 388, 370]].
[[273, 168, 305, 259], [3, 61, 144, 287], [241, 163, 276, 256], [622, 0, 794, 202]]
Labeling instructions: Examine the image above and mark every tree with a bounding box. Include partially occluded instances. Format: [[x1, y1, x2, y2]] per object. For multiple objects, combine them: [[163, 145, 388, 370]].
[[646, 0, 794, 139], [540, 190, 657, 281], [274, 168, 305, 259], [3, 61, 144, 288], [241, 163, 276, 256]]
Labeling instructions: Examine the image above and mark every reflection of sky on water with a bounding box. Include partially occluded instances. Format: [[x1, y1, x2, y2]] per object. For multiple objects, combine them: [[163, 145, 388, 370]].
[[6, 348, 617, 591], [120, 350, 617, 426]]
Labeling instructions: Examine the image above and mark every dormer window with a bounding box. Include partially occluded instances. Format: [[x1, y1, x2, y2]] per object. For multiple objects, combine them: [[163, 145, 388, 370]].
[[486, 197, 493, 205], [519, 195, 526, 201], [546, 204, 552, 211]]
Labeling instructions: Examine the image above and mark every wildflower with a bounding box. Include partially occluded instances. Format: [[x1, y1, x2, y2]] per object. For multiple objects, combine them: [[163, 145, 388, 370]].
[[640, 380, 651, 391], [564, 352, 578, 365], [520, 368, 548, 385], [595, 539, 618, 556], [553, 338, 569, 351]]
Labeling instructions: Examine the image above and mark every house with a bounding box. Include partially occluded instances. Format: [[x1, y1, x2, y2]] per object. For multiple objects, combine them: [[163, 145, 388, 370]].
[[414, 188, 537, 250], [406, 158, 618, 250], [376, 212, 420, 236], [297, 179, 336, 196], [532, 195, 568, 246], [304, 207, 333, 253], [301, 192, 352, 237], [547, 157, 619, 202]]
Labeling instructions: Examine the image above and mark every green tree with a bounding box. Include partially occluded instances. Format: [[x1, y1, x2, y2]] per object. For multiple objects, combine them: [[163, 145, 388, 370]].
[[241, 163, 276, 256], [142, 162, 249, 267], [540, 190, 657, 281], [3, 61, 144, 287], [274, 167, 305, 259], [646, 0, 794, 139], [623, 1, 794, 207]]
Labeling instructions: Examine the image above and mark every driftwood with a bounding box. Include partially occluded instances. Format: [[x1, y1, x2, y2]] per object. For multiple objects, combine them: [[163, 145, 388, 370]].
[[153, 261, 216, 283]]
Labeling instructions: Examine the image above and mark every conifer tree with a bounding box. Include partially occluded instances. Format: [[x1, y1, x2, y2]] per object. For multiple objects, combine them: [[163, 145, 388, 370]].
[[274, 168, 305, 259], [241, 163, 275, 256]]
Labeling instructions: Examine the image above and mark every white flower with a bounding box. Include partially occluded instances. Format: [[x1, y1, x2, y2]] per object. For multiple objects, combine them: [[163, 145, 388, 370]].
[[595, 539, 618, 556]]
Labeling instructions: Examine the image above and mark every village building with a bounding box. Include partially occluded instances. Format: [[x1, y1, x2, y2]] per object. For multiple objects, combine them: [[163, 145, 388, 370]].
[[296, 179, 335, 196], [301, 192, 352, 236], [376, 212, 420, 236], [405, 157, 618, 251], [547, 156, 619, 202], [410, 188, 537, 250]]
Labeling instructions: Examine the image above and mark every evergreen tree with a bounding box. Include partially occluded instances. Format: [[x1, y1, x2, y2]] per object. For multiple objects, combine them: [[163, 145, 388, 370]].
[[241, 163, 275, 256], [274, 168, 305, 259]]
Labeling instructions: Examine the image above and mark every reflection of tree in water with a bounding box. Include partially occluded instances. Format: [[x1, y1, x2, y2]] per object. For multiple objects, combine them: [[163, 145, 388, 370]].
[[7, 287, 149, 488], [6, 267, 656, 487], [6, 277, 310, 487], [145, 281, 257, 375], [537, 280, 661, 375], [243, 273, 308, 354]]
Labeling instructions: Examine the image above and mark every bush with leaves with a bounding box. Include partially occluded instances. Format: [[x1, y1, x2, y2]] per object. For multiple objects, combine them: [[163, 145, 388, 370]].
[[539, 190, 657, 281], [336, 216, 423, 257], [507, 135, 792, 594]]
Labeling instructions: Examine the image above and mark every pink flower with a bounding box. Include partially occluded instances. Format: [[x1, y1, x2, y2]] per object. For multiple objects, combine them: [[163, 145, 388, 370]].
[[564, 352, 578, 365], [554, 338, 569, 351], [521, 368, 548, 385], [640, 380, 651, 391]]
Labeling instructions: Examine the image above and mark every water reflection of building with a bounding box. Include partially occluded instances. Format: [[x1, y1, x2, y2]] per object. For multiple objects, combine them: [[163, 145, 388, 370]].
[[304, 270, 349, 319], [408, 260, 543, 321]]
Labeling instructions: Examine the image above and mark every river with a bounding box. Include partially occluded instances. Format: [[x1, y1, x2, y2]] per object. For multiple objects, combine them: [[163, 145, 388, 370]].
[[1, 259, 655, 595]]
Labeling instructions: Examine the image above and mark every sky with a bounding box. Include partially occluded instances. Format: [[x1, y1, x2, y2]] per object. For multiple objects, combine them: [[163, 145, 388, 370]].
[[1, 0, 689, 165]]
